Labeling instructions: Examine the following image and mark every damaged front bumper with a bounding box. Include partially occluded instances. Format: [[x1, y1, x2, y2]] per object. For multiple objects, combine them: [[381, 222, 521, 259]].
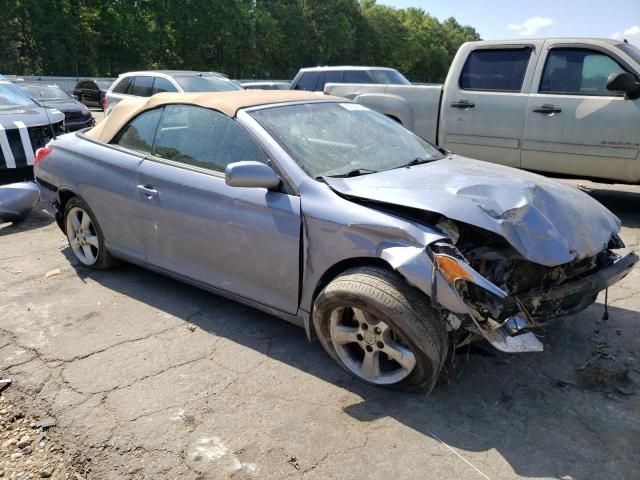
[[430, 244, 638, 353]]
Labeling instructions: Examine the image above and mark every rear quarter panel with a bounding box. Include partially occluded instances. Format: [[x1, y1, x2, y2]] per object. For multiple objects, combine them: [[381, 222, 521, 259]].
[[35, 132, 145, 260]]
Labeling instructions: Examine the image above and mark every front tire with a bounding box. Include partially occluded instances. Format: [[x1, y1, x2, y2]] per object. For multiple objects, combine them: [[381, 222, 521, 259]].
[[313, 267, 448, 392], [63, 197, 117, 270]]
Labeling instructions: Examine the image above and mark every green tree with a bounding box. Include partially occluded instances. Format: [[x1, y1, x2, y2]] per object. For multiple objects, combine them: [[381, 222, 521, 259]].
[[0, 0, 481, 81]]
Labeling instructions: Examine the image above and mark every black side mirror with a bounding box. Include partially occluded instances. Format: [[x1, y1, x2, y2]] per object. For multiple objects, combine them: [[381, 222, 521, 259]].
[[606, 72, 640, 98]]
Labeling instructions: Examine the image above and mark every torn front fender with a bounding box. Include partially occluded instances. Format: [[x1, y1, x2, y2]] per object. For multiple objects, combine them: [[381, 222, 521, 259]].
[[379, 244, 470, 316]]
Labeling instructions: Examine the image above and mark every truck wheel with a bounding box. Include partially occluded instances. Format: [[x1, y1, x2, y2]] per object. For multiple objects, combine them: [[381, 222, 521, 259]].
[[313, 267, 448, 392], [63, 197, 117, 270]]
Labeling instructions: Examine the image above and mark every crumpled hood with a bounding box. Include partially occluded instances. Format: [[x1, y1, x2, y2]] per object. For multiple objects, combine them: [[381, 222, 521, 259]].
[[325, 156, 621, 267]]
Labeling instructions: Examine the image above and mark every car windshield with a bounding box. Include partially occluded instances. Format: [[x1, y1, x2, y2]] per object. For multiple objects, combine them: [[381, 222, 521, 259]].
[[19, 84, 71, 101], [369, 69, 411, 85], [174, 75, 242, 92], [617, 43, 640, 65], [0, 81, 36, 110], [250, 102, 444, 178]]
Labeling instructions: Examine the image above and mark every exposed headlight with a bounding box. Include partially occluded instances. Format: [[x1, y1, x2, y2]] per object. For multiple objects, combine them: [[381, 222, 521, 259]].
[[81, 105, 89, 115]]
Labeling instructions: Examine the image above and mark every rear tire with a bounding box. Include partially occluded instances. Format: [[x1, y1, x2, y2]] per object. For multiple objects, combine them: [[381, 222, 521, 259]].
[[313, 267, 448, 392], [63, 197, 117, 270]]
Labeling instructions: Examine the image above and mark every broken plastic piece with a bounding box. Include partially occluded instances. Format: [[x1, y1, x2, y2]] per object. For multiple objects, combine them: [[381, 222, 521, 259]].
[[484, 331, 543, 353], [34, 417, 56, 429]]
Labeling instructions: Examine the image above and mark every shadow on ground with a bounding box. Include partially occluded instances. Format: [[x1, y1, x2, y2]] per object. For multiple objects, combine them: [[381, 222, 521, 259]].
[[580, 187, 640, 229], [0, 203, 54, 236], [62, 254, 640, 479]]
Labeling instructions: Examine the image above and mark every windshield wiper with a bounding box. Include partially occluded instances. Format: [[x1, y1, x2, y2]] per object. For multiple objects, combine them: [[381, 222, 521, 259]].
[[325, 168, 379, 178], [401, 157, 439, 168]]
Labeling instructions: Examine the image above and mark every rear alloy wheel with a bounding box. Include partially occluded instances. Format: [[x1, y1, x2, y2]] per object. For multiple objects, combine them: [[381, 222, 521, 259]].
[[64, 197, 117, 270], [313, 267, 448, 392]]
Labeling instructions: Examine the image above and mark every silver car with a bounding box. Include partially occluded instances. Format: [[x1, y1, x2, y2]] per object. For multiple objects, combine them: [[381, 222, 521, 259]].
[[34, 91, 637, 391], [104, 70, 242, 114]]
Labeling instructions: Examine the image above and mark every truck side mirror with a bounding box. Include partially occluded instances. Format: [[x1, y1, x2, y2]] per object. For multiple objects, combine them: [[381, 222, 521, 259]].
[[606, 72, 640, 98]]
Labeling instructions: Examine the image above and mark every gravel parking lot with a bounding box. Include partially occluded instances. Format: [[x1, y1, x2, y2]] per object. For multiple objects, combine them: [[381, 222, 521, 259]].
[[1, 117, 639, 479]]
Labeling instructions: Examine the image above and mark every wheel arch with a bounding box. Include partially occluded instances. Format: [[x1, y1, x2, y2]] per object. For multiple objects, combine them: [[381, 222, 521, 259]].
[[305, 256, 396, 341], [55, 188, 80, 232]]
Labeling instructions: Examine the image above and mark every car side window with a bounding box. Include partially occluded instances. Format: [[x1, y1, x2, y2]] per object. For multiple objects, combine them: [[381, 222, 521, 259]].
[[152, 105, 268, 173], [295, 72, 319, 91], [539, 48, 627, 95], [110, 108, 164, 154], [460, 48, 532, 91], [152, 77, 178, 94], [345, 70, 372, 83], [112, 77, 132, 94], [129, 76, 154, 97]]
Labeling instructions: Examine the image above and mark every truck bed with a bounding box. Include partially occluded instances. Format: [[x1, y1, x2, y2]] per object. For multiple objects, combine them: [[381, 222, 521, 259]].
[[324, 83, 443, 144]]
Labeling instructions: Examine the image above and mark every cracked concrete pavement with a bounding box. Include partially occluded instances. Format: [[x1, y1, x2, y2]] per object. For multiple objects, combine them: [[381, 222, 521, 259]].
[[1, 180, 639, 479]]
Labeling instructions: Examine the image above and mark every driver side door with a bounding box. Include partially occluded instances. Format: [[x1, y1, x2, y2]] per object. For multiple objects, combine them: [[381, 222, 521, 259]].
[[522, 43, 640, 181], [135, 105, 302, 314]]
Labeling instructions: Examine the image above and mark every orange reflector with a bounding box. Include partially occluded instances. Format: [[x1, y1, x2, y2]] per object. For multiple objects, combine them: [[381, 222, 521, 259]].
[[435, 255, 473, 284]]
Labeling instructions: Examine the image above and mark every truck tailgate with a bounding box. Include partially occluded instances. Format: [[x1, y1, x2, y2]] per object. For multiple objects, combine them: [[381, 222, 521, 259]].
[[324, 83, 443, 144]]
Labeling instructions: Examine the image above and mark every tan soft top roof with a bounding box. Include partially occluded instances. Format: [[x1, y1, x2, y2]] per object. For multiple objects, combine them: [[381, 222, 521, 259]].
[[86, 90, 339, 143]]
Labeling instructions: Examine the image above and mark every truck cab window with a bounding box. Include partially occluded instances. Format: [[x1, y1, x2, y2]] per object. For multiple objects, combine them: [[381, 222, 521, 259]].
[[539, 49, 627, 95], [295, 72, 320, 91], [460, 48, 531, 91], [345, 70, 373, 83]]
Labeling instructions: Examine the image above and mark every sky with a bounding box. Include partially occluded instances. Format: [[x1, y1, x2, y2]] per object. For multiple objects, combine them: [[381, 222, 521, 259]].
[[380, 0, 640, 46]]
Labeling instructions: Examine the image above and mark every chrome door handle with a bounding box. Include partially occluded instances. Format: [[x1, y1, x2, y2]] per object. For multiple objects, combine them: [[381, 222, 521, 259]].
[[450, 100, 475, 109], [137, 184, 158, 198], [532, 104, 562, 114]]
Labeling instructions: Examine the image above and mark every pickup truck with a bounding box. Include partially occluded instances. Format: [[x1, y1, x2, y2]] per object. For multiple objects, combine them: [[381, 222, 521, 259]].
[[325, 38, 640, 183]]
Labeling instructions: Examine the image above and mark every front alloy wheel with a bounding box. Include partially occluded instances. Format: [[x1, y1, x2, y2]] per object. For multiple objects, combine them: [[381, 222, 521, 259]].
[[313, 267, 448, 392], [329, 306, 417, 385]]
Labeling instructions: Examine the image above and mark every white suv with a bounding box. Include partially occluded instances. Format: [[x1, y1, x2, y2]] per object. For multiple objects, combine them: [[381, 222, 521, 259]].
[[104, 70, 242, 114]]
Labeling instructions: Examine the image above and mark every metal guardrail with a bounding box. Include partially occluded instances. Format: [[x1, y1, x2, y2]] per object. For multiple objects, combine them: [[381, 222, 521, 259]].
[[3, 75, 116, 93], [3, 75, 292, 92]]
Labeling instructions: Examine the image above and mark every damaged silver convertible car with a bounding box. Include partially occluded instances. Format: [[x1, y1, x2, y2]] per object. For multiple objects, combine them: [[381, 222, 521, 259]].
[[34, 91, 638, 391]]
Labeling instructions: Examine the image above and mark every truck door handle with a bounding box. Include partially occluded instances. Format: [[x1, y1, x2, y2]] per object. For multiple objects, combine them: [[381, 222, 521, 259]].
[[137, 184, 158, 198], [450, 100, 475, 109], [532, 104, 562, 114]]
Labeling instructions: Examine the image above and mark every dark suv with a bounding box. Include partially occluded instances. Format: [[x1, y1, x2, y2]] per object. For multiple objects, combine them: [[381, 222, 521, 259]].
[[72, 79, 113, 111], [18, 81, 94, 131], [290, 66, 410, 92]]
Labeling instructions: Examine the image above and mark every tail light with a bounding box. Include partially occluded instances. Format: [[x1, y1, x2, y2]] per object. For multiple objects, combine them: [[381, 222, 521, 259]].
[[102, 95, 107, 111], [34, 145, 53, 165]]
